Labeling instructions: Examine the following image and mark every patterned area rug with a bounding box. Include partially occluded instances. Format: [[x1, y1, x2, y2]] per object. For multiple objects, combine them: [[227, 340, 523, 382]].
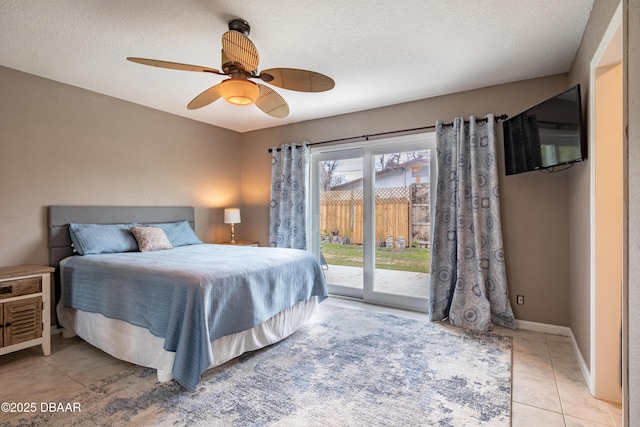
[[6, 304, 512, 426]]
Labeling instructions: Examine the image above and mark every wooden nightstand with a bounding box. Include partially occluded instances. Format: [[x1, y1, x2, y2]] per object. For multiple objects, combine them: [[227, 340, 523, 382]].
[[0, 265, 54, 357], [216, 241, 259, 247]]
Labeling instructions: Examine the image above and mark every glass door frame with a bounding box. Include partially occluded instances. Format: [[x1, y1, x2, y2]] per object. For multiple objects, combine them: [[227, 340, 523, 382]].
[[309, 132, 436, 312], [310, 147, 365, 299]]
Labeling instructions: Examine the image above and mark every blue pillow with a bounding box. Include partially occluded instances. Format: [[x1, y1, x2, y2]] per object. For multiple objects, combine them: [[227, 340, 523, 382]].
[[144, 220, 202, 247], [69, 223, 139, 255]]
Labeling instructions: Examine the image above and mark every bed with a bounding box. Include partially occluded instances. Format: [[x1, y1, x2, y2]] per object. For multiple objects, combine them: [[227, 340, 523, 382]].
[[48, 206, 327, 390]]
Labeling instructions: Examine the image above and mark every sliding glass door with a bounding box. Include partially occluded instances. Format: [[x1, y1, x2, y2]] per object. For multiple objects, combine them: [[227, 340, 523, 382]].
[[312, 148, 364, 298], [309, 133, 436, 311]]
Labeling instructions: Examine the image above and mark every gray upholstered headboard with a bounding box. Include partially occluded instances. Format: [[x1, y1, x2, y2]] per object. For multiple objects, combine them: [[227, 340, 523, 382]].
[[48, 205, 196, 269]]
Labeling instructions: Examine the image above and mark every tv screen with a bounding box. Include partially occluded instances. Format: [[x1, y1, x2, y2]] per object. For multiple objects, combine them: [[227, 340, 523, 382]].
[[503, 84, 585, 175]]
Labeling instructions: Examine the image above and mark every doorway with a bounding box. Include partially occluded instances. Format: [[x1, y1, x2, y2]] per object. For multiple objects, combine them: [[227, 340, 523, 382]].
[[590, 4, 623, 403], [309, 133, 435, 311]]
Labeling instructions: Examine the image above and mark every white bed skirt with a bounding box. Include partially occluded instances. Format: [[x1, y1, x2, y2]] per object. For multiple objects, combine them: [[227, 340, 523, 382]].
[[56, 297, 318, 383]]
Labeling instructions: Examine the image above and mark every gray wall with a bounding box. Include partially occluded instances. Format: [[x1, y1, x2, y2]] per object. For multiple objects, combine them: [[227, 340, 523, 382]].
[[626, 0, 639, 422], [0, 65, 244, 268], [240, 74, 573, 326]]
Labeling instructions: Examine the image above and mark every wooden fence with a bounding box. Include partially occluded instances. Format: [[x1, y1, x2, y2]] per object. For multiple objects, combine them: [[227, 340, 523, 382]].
[[320, 187, 416, 246], [320, 184, 431, 247], [409, 183, 431, 247]]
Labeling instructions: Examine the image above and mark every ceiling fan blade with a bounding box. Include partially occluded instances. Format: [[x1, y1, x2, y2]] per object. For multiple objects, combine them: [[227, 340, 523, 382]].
[[255, 84, 289, 118], [259, 68, 335, 92], [221, 30, 259, 72], [127, 57, 221, 74], [187, 84, 222, 110]]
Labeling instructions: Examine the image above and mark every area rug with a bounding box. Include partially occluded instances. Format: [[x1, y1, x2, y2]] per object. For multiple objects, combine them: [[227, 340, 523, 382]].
[[6, 304, 512, 426]]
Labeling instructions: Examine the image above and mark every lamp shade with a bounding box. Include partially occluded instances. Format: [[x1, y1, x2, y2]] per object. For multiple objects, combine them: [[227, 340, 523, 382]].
[[219, 79, 259, 105], [224, 208, 241, 224]]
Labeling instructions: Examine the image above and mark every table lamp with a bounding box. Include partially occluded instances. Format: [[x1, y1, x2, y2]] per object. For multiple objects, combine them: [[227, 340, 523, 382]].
[[224, 208, 241, 244]]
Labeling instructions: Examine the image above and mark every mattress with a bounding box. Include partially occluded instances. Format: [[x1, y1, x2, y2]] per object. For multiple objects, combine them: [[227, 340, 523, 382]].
[[56, 296, 317, 382]]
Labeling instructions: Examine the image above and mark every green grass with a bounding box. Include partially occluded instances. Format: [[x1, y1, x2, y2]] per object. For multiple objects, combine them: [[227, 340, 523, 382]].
[[321, 243, 430, 273]]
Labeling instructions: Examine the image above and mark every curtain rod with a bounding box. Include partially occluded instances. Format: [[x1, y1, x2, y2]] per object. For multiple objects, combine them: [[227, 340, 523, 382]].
[[267, 114, 508, 152]]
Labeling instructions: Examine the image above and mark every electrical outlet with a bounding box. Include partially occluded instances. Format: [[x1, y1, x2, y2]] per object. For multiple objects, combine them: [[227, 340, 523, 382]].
[[516, 295, 525, 305]]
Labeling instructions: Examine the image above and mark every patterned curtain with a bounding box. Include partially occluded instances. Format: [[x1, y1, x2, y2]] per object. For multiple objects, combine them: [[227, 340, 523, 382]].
[[269, 143, 310, 249], [429, 115, 515, 331]]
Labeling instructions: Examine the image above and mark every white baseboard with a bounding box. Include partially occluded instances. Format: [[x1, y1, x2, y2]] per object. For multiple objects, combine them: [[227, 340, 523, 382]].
[[570, 330, 592, 389], [515, 319, 571, 336], [516, 319, 591, 388]]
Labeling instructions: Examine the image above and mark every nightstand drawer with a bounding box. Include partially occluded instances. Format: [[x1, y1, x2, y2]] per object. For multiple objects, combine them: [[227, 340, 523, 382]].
[[0, 277, 42, 300]]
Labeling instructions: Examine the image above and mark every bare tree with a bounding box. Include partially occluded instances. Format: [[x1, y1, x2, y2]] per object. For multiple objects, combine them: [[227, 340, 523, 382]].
[[331, 174, 346, 187], [405, 150, 430, 161], [385, 153, 402, 168], [376, 151, 431, 171], [320, 160, 345, 190]]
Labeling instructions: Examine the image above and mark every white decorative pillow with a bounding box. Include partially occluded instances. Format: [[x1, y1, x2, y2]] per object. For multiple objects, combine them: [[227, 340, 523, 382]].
[[130, 226, 173, 252]]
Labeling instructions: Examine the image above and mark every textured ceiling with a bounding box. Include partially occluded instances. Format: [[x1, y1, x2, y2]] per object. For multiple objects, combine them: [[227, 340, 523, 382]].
[[0, 0, 594, 133]]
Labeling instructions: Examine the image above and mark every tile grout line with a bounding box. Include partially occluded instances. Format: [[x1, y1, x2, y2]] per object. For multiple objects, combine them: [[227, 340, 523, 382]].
[[546, 334, 617, 427], [31, 340, 93, 390], [511, 333, 566, 421], [545, 334, 569, 427]]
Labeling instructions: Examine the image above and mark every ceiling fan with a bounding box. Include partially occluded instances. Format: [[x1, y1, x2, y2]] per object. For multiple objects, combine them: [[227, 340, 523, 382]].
[[127, 18, 335, 118]]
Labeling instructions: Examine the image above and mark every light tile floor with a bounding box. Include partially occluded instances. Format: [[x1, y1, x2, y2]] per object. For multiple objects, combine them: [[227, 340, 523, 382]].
[[0, 297, 623, 426], [325, 298, 623, 427]]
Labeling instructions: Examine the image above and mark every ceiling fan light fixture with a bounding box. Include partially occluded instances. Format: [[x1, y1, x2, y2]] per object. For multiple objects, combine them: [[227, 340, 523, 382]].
[[220, 79, 259, 105], [128, 17, 332, 117]]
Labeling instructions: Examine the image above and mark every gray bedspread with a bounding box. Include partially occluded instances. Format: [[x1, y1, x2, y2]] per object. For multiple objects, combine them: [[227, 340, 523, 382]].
[[61, 244, 328, 390]]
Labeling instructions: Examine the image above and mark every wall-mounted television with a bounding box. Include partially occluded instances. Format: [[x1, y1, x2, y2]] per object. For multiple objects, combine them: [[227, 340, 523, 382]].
[[503, 84, 585, 175]]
